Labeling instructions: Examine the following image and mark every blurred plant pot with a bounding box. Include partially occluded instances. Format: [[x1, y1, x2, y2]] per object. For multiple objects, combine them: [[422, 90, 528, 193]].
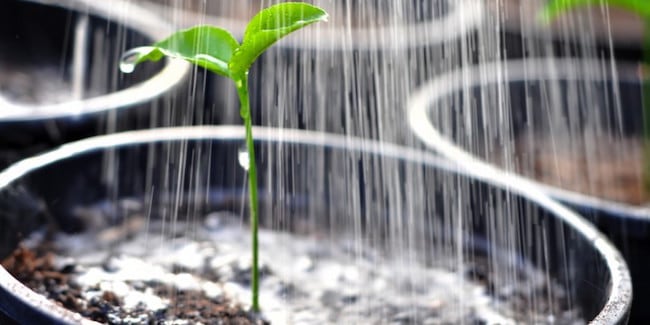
[[0, 126, 631, 323], [139, 0, 485, 139], [408, 57, 648, 322], [489, 0, 643, 50], [0, 0, 189, 165], [142, 0, 483, 51]]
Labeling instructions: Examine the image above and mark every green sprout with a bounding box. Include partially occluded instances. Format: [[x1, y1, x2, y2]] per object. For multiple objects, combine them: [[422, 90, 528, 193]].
[[540, 0, 650, 22], [541, 0, 650, 196], [119, 2, 327, 312]]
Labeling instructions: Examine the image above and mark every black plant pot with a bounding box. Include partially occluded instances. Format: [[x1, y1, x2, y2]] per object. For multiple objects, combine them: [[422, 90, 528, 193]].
[[137, 0, 485, 141], [0, 0, 189, 166], [408, 57, 648, 322], [0, 126, 631, 323], [490, 0, 643, 55]]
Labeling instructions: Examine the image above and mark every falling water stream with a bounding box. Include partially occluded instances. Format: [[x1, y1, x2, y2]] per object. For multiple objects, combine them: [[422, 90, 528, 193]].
[[0, 0, 641, 323]]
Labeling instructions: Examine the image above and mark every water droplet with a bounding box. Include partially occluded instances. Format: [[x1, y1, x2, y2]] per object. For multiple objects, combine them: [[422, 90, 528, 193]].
[[119, 46, 155, 73], [238, 147, 250, 171], [119, 62, 135, 74]]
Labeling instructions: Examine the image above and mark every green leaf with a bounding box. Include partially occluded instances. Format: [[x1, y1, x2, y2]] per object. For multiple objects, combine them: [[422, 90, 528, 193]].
[[229, 2, 328, 77], [540, 0, 650, 23], [120, 25, 239, 77]]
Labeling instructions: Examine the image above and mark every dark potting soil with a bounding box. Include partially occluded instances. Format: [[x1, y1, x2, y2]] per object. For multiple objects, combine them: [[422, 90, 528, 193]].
[[2, 245, 265, 324], [494, 134, 647, 205], [0, 61, 74, 105], [1, 204, 583, 324]]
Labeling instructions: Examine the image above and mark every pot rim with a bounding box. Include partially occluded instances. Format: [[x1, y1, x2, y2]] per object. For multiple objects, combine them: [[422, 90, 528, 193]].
[[408, 58, 650, 221], [0, 125, 632, 324], [139, 0, 484, 50], [0, 0, 190, 121]]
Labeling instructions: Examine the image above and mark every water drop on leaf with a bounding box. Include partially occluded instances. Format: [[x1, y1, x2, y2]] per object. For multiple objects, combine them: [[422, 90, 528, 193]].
[[119, 46, 158, 73]]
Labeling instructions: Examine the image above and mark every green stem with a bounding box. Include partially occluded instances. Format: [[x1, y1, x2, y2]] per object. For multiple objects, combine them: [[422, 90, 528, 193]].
[[235, 74, 260, 312]]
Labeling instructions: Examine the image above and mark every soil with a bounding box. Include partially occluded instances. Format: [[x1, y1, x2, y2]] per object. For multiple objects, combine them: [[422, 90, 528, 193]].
[[2, 244, 264, 324], [492, 133, 647, 205], [1, 204, 583, 324], [0, 60, 73, 105]]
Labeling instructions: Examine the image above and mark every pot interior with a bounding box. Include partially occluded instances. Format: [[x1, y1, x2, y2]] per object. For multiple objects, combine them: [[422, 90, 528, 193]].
[[0, 0, 161, 106], [426, 61, 644, 205], [0, 128, 626, 323]]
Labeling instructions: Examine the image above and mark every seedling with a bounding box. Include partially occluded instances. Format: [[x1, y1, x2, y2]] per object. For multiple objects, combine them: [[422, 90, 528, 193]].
[[119, 2, 327, 312], [541, 0, 650, 194]]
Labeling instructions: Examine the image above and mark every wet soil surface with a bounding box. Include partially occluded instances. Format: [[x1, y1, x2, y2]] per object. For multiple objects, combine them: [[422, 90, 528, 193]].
[[0, 62, 73, 105], [2, 244, 264, 324], [2, 205, 583, 324], [492, 134, 647, 205]]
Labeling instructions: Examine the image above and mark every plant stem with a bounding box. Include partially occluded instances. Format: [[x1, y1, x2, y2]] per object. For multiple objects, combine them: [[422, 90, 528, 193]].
[[235, 74, 260, 312]]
